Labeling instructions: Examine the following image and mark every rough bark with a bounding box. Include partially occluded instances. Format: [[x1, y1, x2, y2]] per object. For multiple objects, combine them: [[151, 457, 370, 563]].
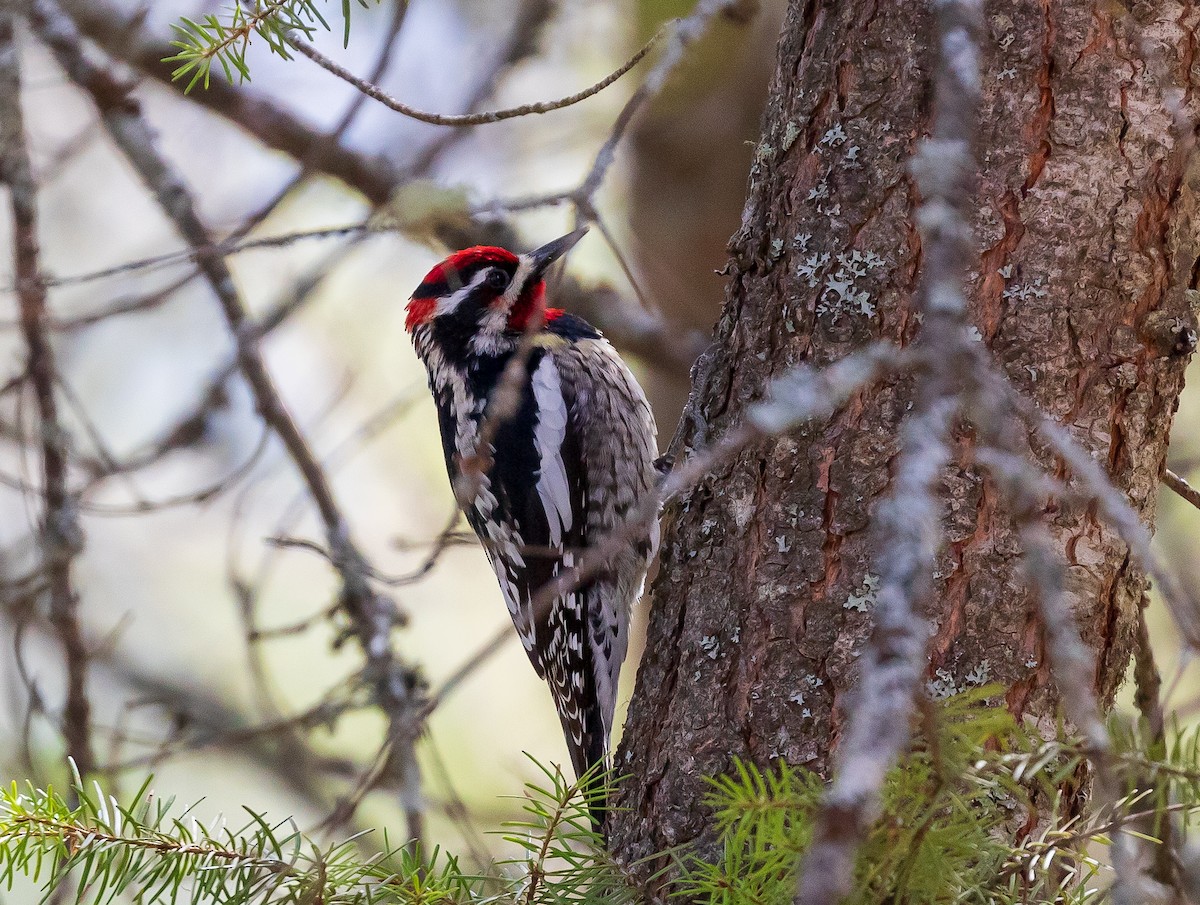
[[611, 0, 1200, 871]]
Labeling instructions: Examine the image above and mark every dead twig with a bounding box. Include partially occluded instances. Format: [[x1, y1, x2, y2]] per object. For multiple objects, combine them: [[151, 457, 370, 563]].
[[1164, 468, 1200, 510], [61, 0, 404, 206], [287, 20, 669, 127]]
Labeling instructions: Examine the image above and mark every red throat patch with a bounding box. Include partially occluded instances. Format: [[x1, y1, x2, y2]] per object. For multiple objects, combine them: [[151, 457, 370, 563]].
[[506, 281, 565, 331]]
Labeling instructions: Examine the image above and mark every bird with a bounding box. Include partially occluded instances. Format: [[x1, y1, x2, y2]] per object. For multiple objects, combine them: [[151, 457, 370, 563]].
[[404, 228, 658, 828]]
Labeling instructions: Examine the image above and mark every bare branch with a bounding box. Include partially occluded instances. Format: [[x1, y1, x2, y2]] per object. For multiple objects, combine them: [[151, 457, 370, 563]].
[[1164, 468, 1200, 510], [33, 223, 365, 290], [575, 0, 728, 207], [117, 241, 358, 480], [1130, 598, 1176, 889], [59, 0, 404, 206], [401, 0, 557, 175], [0, 9, 94, 780], [32, 0, 425, 849], [0, 0, 713, 392]]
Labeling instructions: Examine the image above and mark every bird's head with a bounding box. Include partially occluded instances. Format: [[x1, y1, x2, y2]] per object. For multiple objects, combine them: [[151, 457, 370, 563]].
[[405, 229, 588, 346]]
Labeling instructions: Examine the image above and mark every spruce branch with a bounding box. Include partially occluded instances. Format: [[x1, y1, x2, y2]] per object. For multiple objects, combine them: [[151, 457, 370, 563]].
[[0, 772, 425, 904], [166, 0, 373, 92], [0, 757, 629, 905], [5, 706, 1200, 905]]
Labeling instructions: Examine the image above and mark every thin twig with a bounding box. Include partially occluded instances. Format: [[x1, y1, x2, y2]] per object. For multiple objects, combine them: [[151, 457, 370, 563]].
[[61, 0, 405, 206], [106, 690, 360, 771], [34, 0, 406, 339], [27, 223, 366, 290], [240, 385, 428, 662], [314, 738, 394, 836], [574, 0, 727, 206], [1164, 468, 1200, 510], [1131, 599, 1176, 890], [997, 800, 1200, 886], [401, 0, 556, 176], [287, 21, 669, 127], [0, 10, 94, 780], [118, 242, 360, 479]]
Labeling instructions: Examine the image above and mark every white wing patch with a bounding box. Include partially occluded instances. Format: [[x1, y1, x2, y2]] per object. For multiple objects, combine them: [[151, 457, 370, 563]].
[[531, 357, 574, 546]]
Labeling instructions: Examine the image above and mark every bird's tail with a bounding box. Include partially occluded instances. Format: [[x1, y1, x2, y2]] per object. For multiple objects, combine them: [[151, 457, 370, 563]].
[[558, 708, 610, 836], [549, 670, 612, 837]]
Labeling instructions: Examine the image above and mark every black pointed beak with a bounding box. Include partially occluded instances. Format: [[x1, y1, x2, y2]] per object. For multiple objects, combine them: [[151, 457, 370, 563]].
[[527, 227, 589, 279]]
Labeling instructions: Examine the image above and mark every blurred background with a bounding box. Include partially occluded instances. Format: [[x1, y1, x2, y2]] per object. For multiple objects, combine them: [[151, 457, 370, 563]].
[[3, 0, 1198, 876], [0, 0, 783, 865]]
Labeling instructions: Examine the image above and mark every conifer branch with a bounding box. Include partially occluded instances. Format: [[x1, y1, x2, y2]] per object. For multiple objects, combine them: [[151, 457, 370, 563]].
[[166, 0, 365, 92]]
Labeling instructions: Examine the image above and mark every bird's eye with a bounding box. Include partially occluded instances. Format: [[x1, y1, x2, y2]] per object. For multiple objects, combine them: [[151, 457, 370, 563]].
[[485, 268, 510, 291]]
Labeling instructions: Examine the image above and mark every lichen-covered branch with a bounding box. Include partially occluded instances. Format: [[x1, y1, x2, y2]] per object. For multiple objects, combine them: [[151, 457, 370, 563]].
[[796, 0, 983, 899]]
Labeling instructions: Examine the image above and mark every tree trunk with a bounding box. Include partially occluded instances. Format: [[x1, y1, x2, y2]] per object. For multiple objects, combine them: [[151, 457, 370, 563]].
[[611, 0, 1199, 872]]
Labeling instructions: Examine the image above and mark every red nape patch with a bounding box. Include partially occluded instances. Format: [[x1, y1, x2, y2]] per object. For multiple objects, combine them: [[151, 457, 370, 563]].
[[405, 297, 436, 332]]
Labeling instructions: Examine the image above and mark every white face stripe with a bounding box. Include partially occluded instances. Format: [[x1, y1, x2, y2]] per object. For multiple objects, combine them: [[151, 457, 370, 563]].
[[434, 267, 491, 318], [435, 257, 531, 322], [502, 254, 537, 310], [431, 259, 528, 356], [531, 356, 573, 546]]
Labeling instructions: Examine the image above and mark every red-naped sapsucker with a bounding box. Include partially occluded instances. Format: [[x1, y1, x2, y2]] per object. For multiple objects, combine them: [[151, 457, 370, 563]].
[[404, 229, 658, 828]]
